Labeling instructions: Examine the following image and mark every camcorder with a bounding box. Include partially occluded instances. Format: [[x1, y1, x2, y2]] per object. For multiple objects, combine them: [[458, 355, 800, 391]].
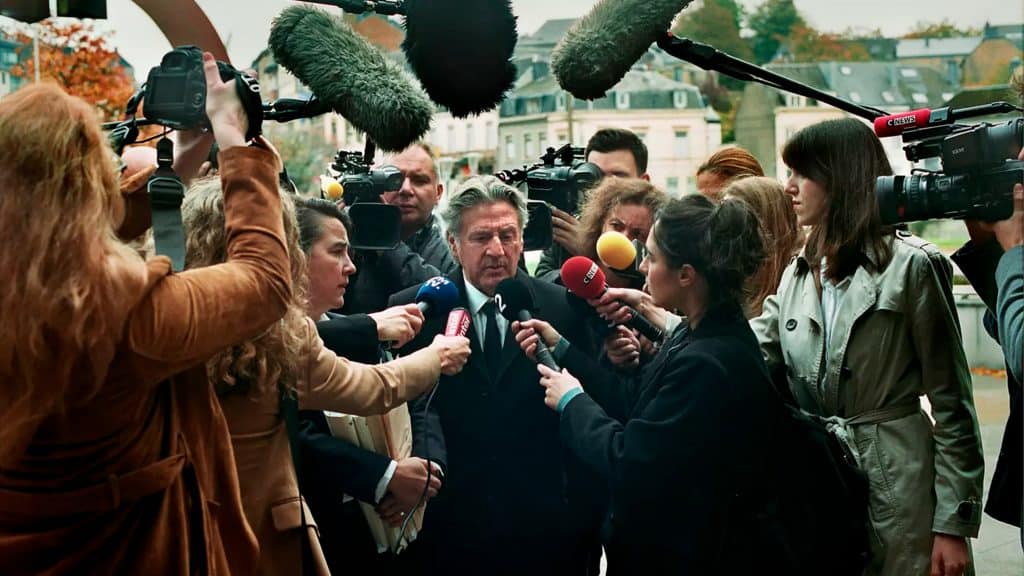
[[497, 144, 603, 251], [876, 112, 1023, 224], [322, 147, 405, 251]]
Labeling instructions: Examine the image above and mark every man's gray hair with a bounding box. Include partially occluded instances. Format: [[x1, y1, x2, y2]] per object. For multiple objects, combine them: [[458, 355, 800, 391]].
[[442, 175, 529, 237]]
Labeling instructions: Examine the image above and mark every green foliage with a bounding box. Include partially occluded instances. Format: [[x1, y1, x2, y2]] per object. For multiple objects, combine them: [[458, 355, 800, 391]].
[[788, 25, 873, 62], [904, 19, 981, 39], [747, 0, 805, 64], [269, 125, 337, 196], [674, 0, 753, 62]]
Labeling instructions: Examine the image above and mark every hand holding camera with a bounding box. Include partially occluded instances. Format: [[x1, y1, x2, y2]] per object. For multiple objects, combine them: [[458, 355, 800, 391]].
[[201, 52, 248, 151]]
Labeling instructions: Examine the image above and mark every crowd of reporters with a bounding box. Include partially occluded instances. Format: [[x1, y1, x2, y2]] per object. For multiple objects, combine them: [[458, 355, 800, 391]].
[[0, 50, 1020, 576]]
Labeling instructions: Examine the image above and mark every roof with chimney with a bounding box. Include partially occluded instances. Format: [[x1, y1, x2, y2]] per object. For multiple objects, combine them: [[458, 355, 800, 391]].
[[521, 19, 576, 46]]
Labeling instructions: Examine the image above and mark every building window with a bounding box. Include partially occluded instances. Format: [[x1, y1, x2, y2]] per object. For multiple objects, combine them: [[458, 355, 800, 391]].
[[666, 177, 680, 195], [899, 68, 918, 78], [911, 92, 928, 104], [673, 130, 690, 159], [505, 135, 516, 162], [526, 99, 541, 114], [538, 132, 547, 153], [673, 91, 688, 109], [556, 131, 568, 143], [556, 93, 566, 111], [784, 94, 807, 108], [486, 121, 496, 149], [839, 65, 852, 75], [524, 133, 535, 158], [615, 92, 630, 109], [466, 124, 475, 150], [849, 91, 861, 103], [881, 91, 896, 103], [447, 125, 456, 151], [941, 92, 954, 102]]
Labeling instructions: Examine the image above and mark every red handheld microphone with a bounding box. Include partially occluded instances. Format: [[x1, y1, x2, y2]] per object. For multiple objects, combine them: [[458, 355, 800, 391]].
[[560, 256, 664, 343], [873, 107, 950, 138], [444, 307, 471, 337]]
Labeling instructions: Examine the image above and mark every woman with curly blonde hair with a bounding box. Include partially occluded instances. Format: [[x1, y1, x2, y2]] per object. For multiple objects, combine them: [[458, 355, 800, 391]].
[[182, 180, 471, 575], [577, 178, 668, 289], [0, 57, 293, 574]]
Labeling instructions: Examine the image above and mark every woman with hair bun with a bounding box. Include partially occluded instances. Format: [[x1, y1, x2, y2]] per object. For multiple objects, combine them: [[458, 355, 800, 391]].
[[511, 195, 782, 572]]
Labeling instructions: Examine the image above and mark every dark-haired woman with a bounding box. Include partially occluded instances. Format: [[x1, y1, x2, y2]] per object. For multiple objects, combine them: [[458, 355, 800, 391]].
[[512, 195, 780, 572], [751, 118, 983, 576]]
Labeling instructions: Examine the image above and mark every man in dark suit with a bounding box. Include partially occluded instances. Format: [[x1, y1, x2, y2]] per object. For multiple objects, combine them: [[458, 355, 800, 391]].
[[389, 176, 603, 576]]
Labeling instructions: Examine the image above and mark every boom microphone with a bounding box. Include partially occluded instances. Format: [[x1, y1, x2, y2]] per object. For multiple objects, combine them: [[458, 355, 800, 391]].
[[403, 0, 518, 117], [415, 277, 460, 317], [552, 0, 695, 99], [494, 278, 560, 371], [561, 256, 664, 344], [269, 5, 434, 151]]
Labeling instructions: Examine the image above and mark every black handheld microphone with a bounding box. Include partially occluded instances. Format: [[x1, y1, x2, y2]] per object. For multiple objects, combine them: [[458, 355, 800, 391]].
[[552, 0, 695, 99], [494, 277, 560, 372], [269, 5, 434, 151], [402, 0, 518, 117]]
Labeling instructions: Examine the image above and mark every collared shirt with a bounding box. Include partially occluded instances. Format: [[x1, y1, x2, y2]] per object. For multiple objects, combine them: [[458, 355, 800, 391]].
[[464, 279, 509, 350], [819, 259, 852, 369]]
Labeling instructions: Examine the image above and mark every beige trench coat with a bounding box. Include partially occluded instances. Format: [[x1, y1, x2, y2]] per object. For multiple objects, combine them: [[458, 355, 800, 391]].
[[751, 232, 984, 576]]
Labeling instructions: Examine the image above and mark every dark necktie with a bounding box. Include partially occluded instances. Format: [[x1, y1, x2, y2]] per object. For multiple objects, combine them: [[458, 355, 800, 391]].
[[482, 300, 502, 381]]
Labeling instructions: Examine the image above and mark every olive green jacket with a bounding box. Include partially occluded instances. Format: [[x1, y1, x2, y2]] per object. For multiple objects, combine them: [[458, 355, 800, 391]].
[[751, 232, 984, 575]]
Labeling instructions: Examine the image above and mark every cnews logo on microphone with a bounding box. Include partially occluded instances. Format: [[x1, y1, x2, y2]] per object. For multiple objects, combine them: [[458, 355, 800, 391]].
[[887, 116, 917, 127], [583, 264, 599, 285]]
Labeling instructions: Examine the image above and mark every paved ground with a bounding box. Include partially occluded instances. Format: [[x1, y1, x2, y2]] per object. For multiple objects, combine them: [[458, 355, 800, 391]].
[[971, 373, 1023, 575]]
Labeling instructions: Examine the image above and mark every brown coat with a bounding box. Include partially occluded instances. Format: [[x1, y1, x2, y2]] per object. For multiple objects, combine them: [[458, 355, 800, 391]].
[[220, 317, 441, 576], [0, 146, 292, 575]]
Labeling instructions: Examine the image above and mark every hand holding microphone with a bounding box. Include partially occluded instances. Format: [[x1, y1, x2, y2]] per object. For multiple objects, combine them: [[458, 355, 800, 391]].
[[369, 304, 424, 349], [429, 333, 470, 376], [561, 256, 664, 344], [512, 318, 562, 363]]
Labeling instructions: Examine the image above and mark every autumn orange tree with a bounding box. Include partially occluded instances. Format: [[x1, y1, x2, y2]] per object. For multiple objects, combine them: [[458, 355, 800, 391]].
[[787, 25, 872, 63], [6, 20, 134, 121]]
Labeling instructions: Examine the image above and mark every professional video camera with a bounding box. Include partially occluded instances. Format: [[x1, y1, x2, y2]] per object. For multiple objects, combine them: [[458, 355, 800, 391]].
[[875, 108, 1023, 225], [497, 144, 603, 250], [321, 143, 404, 251], [498, 144, 602, 214], [325, 149, 403, 206]]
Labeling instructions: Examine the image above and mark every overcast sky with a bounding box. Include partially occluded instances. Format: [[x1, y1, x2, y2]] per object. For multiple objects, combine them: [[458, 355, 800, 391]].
[[3, 0, 1021, 81]]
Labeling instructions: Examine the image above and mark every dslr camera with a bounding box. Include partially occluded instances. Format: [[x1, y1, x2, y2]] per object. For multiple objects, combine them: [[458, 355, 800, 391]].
[[498, 144, 603, 250], [322, 147, 404, 251], [876, 113, 1023, 224], [142, 46, 264, 141]]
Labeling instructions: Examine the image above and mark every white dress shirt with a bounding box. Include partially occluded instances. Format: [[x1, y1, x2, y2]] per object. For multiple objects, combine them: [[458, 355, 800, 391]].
[[464, 279, 509, 350]]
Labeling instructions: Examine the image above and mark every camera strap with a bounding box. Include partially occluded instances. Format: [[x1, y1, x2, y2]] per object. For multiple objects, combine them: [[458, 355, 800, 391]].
[[147, 137, 188, 271]]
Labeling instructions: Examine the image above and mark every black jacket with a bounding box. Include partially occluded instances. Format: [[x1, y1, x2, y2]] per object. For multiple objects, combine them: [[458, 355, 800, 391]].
[[952, 239, 1022, 532], [343, 215, 458, 315], [558, 302, 780, 573], [389, 269, 604, 576], [297, 312, 438, 575]]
